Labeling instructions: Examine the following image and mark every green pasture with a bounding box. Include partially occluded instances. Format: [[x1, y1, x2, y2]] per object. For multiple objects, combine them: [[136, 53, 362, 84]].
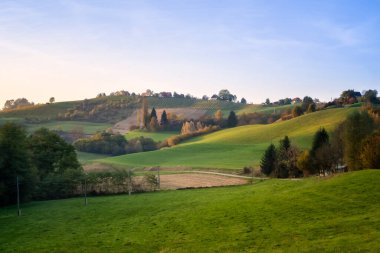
[[101, 107, 357, 169], [0, 117, 24, 125], [125, 130, 179, 142], [0, 101, 79, 119], [1, 170, 379, 252], [26, 121, 112, 135], [76, 151, 111, 164]]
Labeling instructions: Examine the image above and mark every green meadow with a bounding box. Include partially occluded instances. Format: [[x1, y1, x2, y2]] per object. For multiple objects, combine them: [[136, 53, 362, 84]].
[[125, 130, 179, 142], [25, 121, 112, 135], [100, 107, 357, 169], [1, 170, 379, 252], [0, 101, 79, 119], [76, 151, 111, 164]]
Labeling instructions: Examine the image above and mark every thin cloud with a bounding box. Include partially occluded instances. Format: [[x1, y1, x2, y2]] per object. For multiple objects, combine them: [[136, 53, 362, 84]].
[[244, 37, 319, 49], [313, 20, 364, 47]]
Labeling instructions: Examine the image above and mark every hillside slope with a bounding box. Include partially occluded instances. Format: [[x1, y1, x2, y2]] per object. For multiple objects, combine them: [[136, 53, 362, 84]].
[[1, 170, 379, 252], [100, 107, 357, 169]]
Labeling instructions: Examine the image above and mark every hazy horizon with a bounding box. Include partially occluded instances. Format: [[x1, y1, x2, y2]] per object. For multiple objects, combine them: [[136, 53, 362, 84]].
[[1, 0, 379, 107]]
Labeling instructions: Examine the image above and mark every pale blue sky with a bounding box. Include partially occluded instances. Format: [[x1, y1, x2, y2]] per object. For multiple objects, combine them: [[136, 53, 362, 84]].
[[0, 0, 379, 106]]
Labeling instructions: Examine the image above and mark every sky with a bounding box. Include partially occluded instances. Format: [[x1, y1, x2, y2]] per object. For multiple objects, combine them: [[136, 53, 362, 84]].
[[0, 0, 379, 106]]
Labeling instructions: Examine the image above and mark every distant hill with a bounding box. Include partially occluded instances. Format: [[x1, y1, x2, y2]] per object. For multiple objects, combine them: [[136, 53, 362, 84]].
[[0, 95, 295, 137], [100, 107, 358, 170]]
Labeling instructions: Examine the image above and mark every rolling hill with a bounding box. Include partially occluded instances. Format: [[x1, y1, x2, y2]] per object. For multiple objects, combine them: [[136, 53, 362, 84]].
[[100, 107, 358, 170], [1, 170, 379, 252]]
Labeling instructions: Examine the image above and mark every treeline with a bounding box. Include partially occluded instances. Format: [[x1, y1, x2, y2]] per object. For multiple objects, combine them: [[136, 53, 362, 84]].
[[73, 131, 157, 155], [324, 89, 379, 107], [260, 108, 380, 178], [3, 98, 34, 110], [0, 123, 162, 206], [58, 96, 140, 123]]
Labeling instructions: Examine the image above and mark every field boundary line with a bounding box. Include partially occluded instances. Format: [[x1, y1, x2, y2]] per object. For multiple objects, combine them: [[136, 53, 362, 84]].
[[182, 170, 268, 180]]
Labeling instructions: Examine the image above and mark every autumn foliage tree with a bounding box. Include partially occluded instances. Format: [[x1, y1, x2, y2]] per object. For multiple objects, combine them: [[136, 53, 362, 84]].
[[342, 111, 374, 170], [360, 133, 380, 168]]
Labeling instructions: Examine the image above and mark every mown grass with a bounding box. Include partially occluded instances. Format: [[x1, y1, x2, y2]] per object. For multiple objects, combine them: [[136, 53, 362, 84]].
[[76, 151, 111, 164], [125, 130, 179, 142], [0, 170, 379, 252], [101, 107, 357, 169], [25, 121, 112, 135]]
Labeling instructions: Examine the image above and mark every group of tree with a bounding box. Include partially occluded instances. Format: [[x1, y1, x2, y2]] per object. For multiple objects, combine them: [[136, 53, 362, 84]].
[[291, 96, 317, 117], [3, 98, 34, 110], [208, 89, 242, 103], [260, 108, 380, 178], [58, 96, 139, 122], [210, 110, 238, 128], [325, 89, 379, 108], [238, 112, 280, 125], [0, 123, 83, 206], [140, 98, 171, 131], [260, 136, 302, 178], [74, 131, 158, 156], [264, 97, 292, 106], [163, 123, 220, 147]]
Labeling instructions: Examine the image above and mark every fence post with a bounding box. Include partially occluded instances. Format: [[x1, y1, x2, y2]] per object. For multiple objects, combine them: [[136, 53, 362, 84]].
[[16, 176, 21, 216], [157, 166, 160, 190], [128, 169, 132, 196], [84, 177, 88, 206]]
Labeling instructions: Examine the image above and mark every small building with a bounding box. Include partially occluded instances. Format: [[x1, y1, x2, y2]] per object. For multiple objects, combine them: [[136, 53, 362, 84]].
[[292, 97, 302, 104], [210, 94, 219, 100]]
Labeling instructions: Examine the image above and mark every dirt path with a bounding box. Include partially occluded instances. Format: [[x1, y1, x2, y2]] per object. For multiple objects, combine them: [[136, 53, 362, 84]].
[[182, 170, 266, 180], [158, 173, 249, 189]]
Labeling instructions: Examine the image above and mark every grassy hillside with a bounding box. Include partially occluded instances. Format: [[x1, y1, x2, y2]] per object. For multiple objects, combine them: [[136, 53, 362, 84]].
[[1, 170, 379, 252], [76, 151, 111, 164], [101, 107, 357, 169], [126, 130, 179, 142], [0, 101, 79, 119], [26, 121, 112, 135]]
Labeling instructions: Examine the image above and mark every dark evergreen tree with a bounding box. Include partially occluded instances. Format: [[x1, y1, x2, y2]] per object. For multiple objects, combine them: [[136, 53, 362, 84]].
[[279, 135, 290, 151], [227, 111, 238, 127], [310, 127, 333, 175], [276, 136, 300, 178], [311, 127, 329, 156], [150, 107, 157, 120], [160, 110, 168, 126], [260, 144, 277, 176]]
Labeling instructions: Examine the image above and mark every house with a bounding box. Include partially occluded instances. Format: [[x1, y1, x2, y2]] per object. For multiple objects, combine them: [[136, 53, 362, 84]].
[[210, 94, 219, 100], [291, 97, 302, 104]]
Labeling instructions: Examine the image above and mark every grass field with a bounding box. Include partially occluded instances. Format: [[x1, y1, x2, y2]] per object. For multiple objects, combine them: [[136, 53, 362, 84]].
[[0, 117, 24, 125], [25, 121, 112, 135], [125, 130, 179, 142], [0, 101, 79, 119], [0, 170, 379, 252], [76, 151, 111, 164], [100, 107, 357, 170]]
